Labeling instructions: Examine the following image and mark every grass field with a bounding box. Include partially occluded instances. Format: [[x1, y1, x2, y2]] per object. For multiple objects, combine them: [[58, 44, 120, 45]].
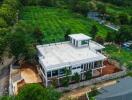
[[20, 6, 111, 43], [104, 44, 132, 69]]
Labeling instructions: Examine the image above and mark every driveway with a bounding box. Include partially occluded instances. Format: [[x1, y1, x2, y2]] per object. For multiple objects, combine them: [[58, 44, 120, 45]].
[[0, 66, 9, 96]]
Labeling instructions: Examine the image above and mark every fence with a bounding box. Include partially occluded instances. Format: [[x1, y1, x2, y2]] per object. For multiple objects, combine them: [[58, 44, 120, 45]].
[[57, 69, 126, 92]]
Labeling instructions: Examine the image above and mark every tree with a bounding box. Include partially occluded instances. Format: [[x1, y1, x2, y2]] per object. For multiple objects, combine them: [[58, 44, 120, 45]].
[[116, 25, 132, 43], [0, 37, 6, 56], [40, 0, 56, 6], [90, 25, 98, 39], [7, 22, 36, 60], [3, 0, 21, 9], [106, 32, 117, 42], [33, 27, 43, 44], [118, 13, 129, 25], [0, 84, 61, 100], [85, 71, 92, 80], [60, 68, 71, 87], [95, 35, 104, 45], [17, 84, 61, 100], [72, 72, 80, 82], [87, 1, 97, 12], [64, 28, 71, 41], [96, 3, 106, 15], [0, 17, 8, 28]]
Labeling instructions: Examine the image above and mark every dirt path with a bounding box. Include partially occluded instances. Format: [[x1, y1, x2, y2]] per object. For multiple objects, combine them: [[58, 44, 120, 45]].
[[60, 80, 116, 100]]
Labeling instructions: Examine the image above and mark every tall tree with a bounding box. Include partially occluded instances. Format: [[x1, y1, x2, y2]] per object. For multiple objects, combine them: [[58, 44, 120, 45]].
[[117, 25, 132, 43], [95, 35, 104, 45], [96, 3, 106, 15], [64, 28, 71, 41], [90, 25, 98, 39], [33, 27, 43, 44], [72, 72, 80, 82]]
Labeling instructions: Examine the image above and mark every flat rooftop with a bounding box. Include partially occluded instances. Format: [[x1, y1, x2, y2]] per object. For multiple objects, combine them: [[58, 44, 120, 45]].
[[37, 42, 106, 71], [89, 40, 105, 50], [69, 33, 91, 41]]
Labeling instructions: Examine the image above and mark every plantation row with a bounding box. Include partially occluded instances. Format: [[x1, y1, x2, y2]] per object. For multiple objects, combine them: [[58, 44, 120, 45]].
[[20, 6, 110, 43]]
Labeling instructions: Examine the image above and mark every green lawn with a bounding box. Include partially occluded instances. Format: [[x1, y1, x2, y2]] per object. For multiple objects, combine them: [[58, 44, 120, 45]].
[[104, 44, 132, 69], [20, 6, 111, 43]]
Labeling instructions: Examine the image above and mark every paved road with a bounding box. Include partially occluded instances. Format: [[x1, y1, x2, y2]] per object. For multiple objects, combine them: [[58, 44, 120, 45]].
[[0, 66, 9, 96]]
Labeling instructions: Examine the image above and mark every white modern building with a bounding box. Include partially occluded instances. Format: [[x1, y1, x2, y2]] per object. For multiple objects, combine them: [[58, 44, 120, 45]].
[[37, 34, 107, 87]]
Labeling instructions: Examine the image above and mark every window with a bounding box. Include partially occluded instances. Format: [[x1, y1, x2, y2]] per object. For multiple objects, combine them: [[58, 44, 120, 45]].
[[52, 70, 58, 76], [77, 66, 80, 69], [95, 61, 102, 68], [89, 63, 93, 69], [59, 68, 65, 75], [72, 67, 76, 70], [81, 64, 83, 69], [81, 40, 89, 45], [47, 71, 51, 78]]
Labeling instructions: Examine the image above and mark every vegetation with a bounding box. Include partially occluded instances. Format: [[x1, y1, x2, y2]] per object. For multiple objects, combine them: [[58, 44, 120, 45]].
[[88, 86, 99, 100], [72, 72, 80, 82], [104, 44, 132, 69], [85, 71, 92, 80], [20, 6, 111, 43], [0, 84, 61, 100], [60, 68, 71, 87]]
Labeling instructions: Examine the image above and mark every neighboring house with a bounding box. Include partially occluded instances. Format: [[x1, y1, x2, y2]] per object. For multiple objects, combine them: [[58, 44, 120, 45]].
[[122, 41, 132, 50], [36, 33, 106, 87], [95, 77, 132, 100], [88, 11, 120, 31]]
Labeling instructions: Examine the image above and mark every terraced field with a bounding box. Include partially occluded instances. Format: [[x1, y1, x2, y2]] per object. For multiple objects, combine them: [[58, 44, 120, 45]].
[[20, 6, 111, 43]]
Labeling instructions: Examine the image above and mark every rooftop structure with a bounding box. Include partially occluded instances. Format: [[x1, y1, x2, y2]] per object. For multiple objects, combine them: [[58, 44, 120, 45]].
[[96, 77, 132, 100], [69, 33, 91, 41]]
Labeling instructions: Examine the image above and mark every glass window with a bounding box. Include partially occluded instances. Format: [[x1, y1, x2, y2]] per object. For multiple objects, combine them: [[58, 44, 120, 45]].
[[59, 68, 65, 75], [95, 61, 102, 68], [81, 40, 89, 45], [52, 70, 58, 76], [81, 64, 83, 69], [89, 63, 92, 69], [47, 71, 51, 77], [77, 66, 80, 69], [72, 67, 76, 70]]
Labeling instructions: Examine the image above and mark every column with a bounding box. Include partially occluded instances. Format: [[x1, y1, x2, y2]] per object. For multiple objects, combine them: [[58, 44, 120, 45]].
[[93, 62, 94, 69], [88, 63, 89, 70], [102, 60, 103, 67], [92, 69, 93, 77], [45, 70, 48, 87]]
